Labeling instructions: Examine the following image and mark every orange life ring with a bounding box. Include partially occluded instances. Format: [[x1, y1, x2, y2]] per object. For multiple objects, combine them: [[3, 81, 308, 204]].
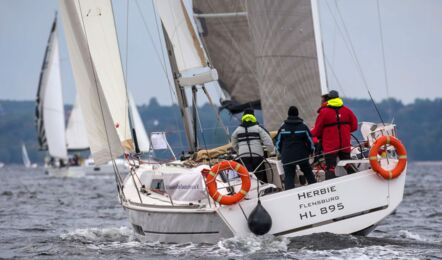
[[369, 135, 407, 179], [205, 160, 251, 205]]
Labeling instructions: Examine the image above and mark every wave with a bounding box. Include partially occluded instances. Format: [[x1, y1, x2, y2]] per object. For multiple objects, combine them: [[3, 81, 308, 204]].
[[60, 226, 134, 244]]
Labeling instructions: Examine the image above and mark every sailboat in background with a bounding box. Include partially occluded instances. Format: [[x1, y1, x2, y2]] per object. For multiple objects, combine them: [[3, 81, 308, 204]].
[[35, 14, 75, 176], [59, 0, 407, 244], [21, 143, 37, 168]]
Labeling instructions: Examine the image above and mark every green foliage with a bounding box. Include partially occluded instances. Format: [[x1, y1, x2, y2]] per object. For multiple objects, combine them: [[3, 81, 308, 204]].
[[0, 98, 441, 164]]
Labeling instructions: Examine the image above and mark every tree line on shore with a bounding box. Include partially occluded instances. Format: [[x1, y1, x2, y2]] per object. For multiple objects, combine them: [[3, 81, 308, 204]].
[[0, 97, 441, 164]]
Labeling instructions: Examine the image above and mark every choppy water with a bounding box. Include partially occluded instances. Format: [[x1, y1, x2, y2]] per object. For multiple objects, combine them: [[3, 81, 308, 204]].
[[0, 162, 441, 259]]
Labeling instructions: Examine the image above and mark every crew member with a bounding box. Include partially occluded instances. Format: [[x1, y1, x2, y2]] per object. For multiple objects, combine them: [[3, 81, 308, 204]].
[[275, 106, 317, 190], [231, 109, 274, 183], [311, 90, 358, 179]]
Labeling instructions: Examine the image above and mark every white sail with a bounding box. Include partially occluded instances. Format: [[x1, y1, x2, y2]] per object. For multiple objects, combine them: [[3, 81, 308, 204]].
[[128, 93, 150, 153], [36, 22, 68, 159], [153, 0, 218, 86], [59, 0, 129, 164], [21, 143, 31, 168], [65, 98, 89, 151]]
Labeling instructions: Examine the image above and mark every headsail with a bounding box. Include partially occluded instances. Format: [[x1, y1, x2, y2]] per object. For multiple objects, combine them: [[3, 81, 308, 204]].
[[193, 0, 261, 112], [59, 0, 131, 164], [65, 98, 89, 151], [246, 0, 323, 129], [128, 93, 150, 153], [35, 15, 67, 159]]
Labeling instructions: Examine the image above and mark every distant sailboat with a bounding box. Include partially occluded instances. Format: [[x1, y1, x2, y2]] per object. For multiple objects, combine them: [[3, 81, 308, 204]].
[[21, 143, 37, 168], [35, 14, 75, 176]]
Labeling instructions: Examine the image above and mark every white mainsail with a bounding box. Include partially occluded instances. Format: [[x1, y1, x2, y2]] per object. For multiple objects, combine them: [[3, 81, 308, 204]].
[[59, 0, 131, 165], [35, 16, 67, 159], [128, 93, 150, 153], [21, 143, 31, 168], [65, 98, 89, 151]]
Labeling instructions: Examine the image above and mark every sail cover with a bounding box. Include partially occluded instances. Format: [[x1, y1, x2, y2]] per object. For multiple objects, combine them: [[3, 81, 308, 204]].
[[35, 16, 68, 159], [193, 0, 261, 111], [59, 0, 130, 164], [65, 98, 89, 151], [246, 0, 322, 129]]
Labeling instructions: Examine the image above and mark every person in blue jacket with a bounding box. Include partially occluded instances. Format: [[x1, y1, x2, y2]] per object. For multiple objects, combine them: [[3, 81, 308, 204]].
[[275, 106, 317, 190]]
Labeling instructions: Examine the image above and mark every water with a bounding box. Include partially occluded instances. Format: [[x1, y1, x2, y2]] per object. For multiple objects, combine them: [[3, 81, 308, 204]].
[[1, 162, 441, 259]]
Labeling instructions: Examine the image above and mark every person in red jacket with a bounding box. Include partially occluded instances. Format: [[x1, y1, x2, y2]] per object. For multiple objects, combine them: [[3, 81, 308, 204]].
[[311, 90, 358, 179]]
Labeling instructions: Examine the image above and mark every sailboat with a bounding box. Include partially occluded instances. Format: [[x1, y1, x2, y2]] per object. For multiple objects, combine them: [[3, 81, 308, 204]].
[[59, 0, 407, 244], [36, 14, 131, 176], [35, 14, 75, 177], [21, 143, 37, 168]]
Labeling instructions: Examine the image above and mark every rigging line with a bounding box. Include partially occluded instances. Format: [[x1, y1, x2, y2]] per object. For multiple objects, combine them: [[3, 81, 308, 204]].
[[135, 0, 184, 149], [76, 0, 124, 188], [133, 0, 174, 87], [324, 56, 346, 97], [202, 85, 231, 142], [123, 0, 131, 148], [327, 1, 385, 125], [192, 88, 213, 166], [376, 0, 389, 99]]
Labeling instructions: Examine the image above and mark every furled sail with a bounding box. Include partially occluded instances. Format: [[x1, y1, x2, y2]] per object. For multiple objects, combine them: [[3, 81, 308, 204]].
[[65, 98, 89, 151], [128, 93, 150, 153], [59, 0, 131, 164], [193, 0, 261, 112], [35, 16, 68, 159], [153, 0, 218, 86], [246, 0, 324, 129]]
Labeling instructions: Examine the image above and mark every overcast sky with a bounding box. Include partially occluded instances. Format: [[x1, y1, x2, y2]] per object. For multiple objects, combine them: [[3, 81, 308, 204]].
[[1, 0, 442, 105]]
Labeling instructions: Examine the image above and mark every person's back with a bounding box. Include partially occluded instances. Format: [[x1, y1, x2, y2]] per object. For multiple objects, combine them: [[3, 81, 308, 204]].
[[311, 93, 358, 154], [311, 90, 358, 179], [276, 106, 316, 190], [231, 109, 274, 182], [276, 115, 314, 164]]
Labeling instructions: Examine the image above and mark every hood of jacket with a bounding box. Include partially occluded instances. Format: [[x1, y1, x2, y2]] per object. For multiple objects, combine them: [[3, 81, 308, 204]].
[[327, 98, 344, 108], [284, 116, 304, 125]]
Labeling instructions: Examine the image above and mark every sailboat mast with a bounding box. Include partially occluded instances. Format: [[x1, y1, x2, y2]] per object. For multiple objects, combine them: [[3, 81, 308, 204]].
[[311, 0, 329, 95], [162, 23, 196, 152]]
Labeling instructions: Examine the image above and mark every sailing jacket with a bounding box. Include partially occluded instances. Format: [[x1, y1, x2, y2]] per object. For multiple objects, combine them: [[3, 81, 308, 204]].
[[311, 98, 358, 154], [275, 116, 315, 164], [231, 122, 274, 158]]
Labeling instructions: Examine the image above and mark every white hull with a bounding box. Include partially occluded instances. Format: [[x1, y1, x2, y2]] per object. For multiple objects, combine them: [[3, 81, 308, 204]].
[[46, 165, 85, 177], [83, 158, 128, 175], [121, 158, 406, 243], [83, 163, 127, 175]]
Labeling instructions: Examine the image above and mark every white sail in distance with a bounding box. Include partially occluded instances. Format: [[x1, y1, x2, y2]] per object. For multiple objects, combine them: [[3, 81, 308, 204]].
[[59, 0, 130, 164], [35, 17, 68, 159], [128, 93, 150, 153], [22, 143, 31, 168], [65, 98, 89, 151]]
